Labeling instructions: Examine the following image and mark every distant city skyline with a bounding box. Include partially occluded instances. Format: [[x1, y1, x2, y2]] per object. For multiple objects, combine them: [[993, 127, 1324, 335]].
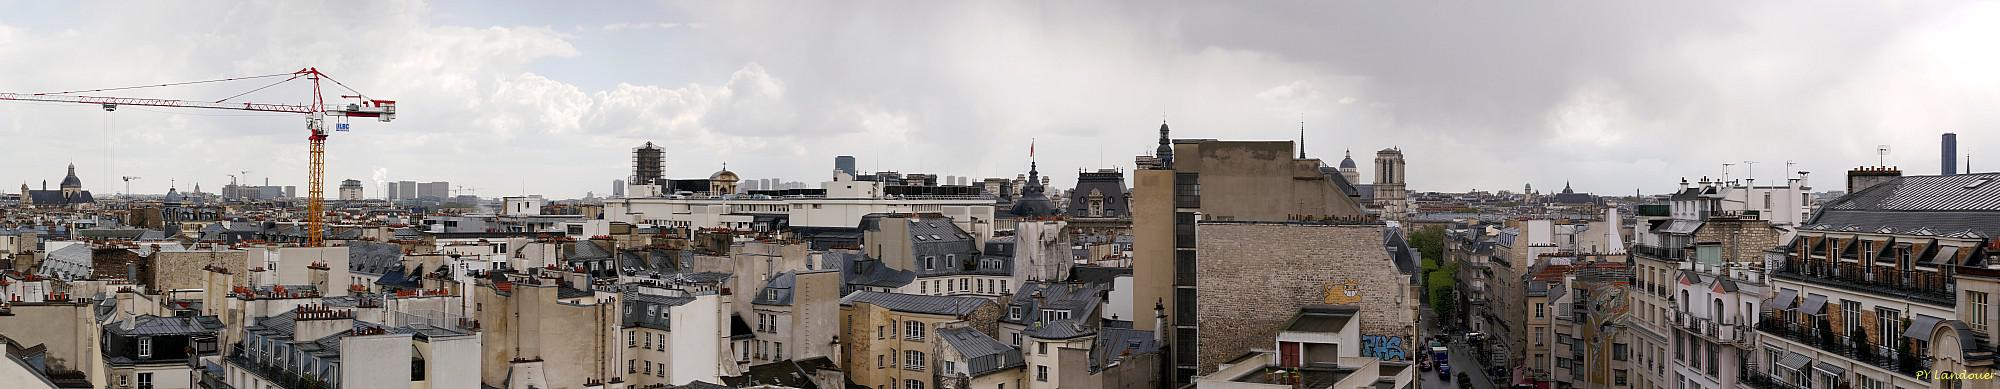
[[2, 1, 1996, 198]]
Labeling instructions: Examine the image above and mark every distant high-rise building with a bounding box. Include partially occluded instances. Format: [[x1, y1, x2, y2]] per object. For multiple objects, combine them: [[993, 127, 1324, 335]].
[[338, 179, 364, 201], [418, 181, 450, 200], [1944, 132, 1959, 175], [386, 181, 400, 200], [633, 142, 665, 185], [397, 180, 417, 200], [835, 155, 857, 176], [612, 179, 625, 197]]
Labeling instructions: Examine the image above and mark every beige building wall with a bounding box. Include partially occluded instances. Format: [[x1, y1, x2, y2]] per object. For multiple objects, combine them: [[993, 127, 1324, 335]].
[[1168, 141, 1366, 221], [1129, 169, 1176, 332], [0, 302, 102, 382], [841, 301, 1001, 389], [1193, 223, 1417, 373], [152, 249, 249, 291], [475, 280, 621, 389]]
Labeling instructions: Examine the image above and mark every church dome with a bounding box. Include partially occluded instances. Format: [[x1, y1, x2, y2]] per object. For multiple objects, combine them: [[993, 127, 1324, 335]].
[[59, 164, 82, 189], [1338, 150, 1358, 169], [710, 169, 739, 182]]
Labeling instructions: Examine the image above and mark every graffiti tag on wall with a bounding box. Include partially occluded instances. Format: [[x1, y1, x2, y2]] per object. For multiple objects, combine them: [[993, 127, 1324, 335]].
[[1361, 335, 1407, 361]]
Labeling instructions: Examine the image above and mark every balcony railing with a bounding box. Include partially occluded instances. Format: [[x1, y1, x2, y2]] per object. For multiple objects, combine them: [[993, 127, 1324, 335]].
[[1756, 313, 1931, 380], [1774, 260, 1955, 305], [1633, 244, 1688, 260], [1742, 370, 1800, 389], [225, 354, 329, 389]]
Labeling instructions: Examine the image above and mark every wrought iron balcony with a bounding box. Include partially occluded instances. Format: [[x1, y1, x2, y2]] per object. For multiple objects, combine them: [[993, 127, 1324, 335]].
[[1632, 244, 1688, 260], [1743, 370, 1800, 389], [225, 354, 330, 389], [1756, 313, 1932, 380], [1773, 260, 1955, 306]]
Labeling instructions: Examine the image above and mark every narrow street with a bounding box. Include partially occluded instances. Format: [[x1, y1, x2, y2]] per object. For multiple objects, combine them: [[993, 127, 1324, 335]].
[[1421, 307, 1499, 389]]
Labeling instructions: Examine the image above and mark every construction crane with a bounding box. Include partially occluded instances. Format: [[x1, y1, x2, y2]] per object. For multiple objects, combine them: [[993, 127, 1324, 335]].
[[0, 67, 396, 247], [120, 176, 141, 196]]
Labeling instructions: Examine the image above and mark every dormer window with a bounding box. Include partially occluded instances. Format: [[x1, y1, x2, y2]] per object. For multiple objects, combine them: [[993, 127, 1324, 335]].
[[137, 337, 153, 359], [767, 289, 778, 301], [1009, 306, 1022, 320]]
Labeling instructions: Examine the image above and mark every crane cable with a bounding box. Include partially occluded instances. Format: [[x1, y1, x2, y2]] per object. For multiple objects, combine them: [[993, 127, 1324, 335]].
[[316, 72, 374, 102], [213, 74, 305, 103], [32, 72, 296, 96]]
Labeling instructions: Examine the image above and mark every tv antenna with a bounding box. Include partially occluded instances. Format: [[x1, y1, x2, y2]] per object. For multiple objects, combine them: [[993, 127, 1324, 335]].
[[1877, 145, 1891, 166]]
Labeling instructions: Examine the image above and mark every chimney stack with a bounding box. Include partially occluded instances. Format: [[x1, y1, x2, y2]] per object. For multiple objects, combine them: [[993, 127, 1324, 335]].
[[1944, 132, 1959, 175], [1153, 299, 1167, 343], [1847, 166, 1903, 194]]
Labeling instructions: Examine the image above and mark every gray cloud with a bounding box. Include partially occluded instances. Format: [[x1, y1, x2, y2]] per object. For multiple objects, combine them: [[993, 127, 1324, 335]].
[[1, 1, 1995, 198]]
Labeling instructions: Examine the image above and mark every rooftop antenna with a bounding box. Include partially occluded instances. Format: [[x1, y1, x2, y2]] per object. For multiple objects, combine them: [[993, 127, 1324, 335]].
[[1742, 161, 1758, 186], [1721, 162, 1734, 184], [1877, 144, 1891, 166]]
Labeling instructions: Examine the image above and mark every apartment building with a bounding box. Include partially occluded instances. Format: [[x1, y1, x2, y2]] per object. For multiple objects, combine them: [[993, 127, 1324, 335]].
[[1625, 174, 1796, 389], [1752, 171, 2000, 389], [1129, 124, 1372, 385], [840, 291, 1002, 389]]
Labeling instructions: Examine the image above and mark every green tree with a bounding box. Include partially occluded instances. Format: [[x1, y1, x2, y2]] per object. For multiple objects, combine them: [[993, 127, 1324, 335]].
[[1408, 226, 1446, 265]]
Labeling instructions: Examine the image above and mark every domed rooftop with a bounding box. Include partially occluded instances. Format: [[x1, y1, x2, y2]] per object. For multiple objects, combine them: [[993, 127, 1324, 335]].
[[59, 163, 82, 189], [710, 165, 739, 182], [1338, 150, 1357, 169], [1008, 161, 1061, 218]]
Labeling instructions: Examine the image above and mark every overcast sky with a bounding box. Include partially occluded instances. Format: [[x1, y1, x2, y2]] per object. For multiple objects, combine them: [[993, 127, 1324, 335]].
[[2, 1, 1995, 199]]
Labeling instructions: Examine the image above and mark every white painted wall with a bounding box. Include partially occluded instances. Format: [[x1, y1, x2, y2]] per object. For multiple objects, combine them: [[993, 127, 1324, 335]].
[[339, 333, 414, 389], [1104, 275, 1134, 322], [425, 334, 482, 389], [668, 294, 724, 386]]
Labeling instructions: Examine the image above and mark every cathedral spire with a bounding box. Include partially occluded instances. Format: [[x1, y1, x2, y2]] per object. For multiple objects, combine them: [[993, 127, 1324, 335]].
[[1298, 117, 1307, 159], [1155, 121, 1174, 169]]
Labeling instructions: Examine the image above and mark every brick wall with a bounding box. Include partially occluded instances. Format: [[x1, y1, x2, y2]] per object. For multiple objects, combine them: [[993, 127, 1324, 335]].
[[152, 250, 250, 291], [1690, 218, 1780, 263], [1194, 223, 1419, 373]]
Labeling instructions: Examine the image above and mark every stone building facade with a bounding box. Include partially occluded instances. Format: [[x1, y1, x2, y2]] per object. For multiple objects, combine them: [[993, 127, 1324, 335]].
[[1191, 222, 1418, 373]]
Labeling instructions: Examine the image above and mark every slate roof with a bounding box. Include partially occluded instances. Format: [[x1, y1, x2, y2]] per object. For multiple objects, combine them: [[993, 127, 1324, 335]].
[[24, 190, 93, 206], [1320, 166, 1363, 198], [940, 326, 1023, 377], [1066, 170, 1131, 218], [842, 291, 991, 316], [623, 290, 696, 331], [834, 254, 915, 294], [721, 357, 838, 389], [38, 244, 91, 280], [1811, 173, 2000, 237], [895, 216, 980, 276], [1090, 327, 1160, 373], [1005, 282, 1106, 340], [1383, 226, 1421, 284], [672, 381, 732, 389], [620, 249, 684, 273], [105, 315, 225, 337], [1066, 266, 1131, 286], [347, 241, 402, 276], [752, 271, 798, 306]]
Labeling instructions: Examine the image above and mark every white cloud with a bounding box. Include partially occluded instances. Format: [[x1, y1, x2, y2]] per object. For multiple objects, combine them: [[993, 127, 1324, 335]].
[[601, 22, 684, 31]]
